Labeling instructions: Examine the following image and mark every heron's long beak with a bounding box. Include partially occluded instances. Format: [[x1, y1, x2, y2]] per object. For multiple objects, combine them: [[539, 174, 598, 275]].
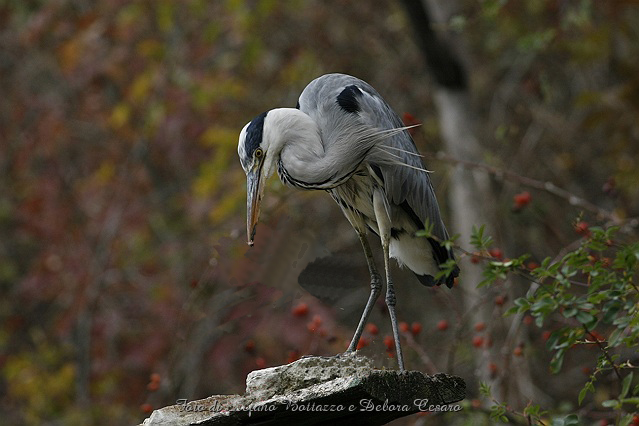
[[246, 167, 264, 247]]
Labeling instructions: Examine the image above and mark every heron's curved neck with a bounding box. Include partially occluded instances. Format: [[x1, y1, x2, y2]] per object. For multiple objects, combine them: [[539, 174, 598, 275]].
[[263, 108, 332, 188]]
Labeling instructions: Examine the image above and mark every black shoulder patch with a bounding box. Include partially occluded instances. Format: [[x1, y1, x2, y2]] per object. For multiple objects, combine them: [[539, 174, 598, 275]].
[[244, 111, 268, 158], [336, 85, 362, 114]]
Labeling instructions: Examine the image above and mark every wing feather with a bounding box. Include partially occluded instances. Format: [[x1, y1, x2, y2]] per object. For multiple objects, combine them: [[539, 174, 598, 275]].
[[298, 73, 458, 280]]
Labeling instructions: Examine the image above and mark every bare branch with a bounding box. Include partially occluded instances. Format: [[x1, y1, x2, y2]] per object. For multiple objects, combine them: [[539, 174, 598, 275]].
[[429, 151, 630, 224]]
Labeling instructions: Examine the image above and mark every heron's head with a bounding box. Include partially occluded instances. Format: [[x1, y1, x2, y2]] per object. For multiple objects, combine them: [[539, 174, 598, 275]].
[[238, 111, 276, 247], [238, 108, 319, 246]]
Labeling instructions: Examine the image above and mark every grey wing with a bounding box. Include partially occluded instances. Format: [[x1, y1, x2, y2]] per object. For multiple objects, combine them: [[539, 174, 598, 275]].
[[349, 77, 460, 283], [316, 74, 450, 240], [299, 73, 458, 284]]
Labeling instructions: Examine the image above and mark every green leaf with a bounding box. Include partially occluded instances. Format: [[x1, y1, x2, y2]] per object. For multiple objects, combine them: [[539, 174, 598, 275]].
[[578, 386, 589, 406], [479, 381, 492, 397], [620, 413, 636, 426], [619, 397, 639, 405], [608, 328, 623, 347], [621, 372, 634, 399], [550, 348, 566, 373], [416, 218, 434, 238], [563, 307, 578, 318], [562, 414, 579, 426], [576, 311, 595, 325], [601, 399, 618, 408], [471, 224, 493, 250]]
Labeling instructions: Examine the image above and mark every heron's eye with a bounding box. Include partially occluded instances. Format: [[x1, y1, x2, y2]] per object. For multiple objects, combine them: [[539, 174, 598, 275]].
[[254, 148, 264, 159]]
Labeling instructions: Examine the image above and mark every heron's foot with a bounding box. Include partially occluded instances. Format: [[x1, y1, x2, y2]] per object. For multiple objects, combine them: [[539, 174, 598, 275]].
[[346, 336, 359, 353]]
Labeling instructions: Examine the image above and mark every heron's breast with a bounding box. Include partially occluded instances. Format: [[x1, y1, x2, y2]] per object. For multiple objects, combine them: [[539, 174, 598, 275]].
[[329, 173, 377, 222]]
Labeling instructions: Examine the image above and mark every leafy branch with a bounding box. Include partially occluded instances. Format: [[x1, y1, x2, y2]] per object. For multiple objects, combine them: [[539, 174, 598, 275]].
[[470, 223, 639, 424]]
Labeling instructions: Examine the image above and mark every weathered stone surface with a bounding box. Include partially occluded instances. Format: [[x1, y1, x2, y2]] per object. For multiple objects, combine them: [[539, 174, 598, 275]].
[[140, 352, 466, 426]]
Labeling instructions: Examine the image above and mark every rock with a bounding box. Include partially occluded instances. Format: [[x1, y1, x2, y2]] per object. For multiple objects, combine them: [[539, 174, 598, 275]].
[[140, 352, 466, 426]]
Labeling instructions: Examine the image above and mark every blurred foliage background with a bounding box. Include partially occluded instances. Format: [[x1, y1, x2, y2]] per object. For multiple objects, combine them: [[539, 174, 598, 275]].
[[0, 0, 638, 425]]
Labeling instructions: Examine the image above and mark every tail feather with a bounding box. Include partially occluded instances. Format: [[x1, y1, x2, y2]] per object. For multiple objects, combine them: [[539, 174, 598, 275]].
[[419, 237, 459, 289]]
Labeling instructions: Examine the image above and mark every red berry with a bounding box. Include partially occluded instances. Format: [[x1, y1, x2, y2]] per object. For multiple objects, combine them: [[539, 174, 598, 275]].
[[574, 221, 591, 237], [542, 330, 552, 341], [150, 373, 161, 383], [399, 321, 409, 333], [255, 357, 266, 369], [383, 335, 394, 351], [244, 340, 255, 353], [513, 191, 532, 209], [488, 248, 504, 260], [436, 320, 449, 331], [356, 337, 369, 350], [513, 346, 523, 357], [365, 323, 379, 335], [527, 261, 540, 270], [495, 295, 506, 306], [472, 336, 484, 348], [402, 112, 420, 135], [411, 322, 423, 336], [140, 403, 153, 414], [292, 303, 309, 317], [523, 315, 534, 325], [582, 366, 591, 375], [312, 314, 323, 325], [474, 322, 486, 332], [631, 415, 639, 425], [470, 254, 481, 264], [488, 362, 498, 374]]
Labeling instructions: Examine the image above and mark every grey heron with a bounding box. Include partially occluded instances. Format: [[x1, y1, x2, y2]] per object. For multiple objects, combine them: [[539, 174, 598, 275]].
[[237, 73, 458, 371]]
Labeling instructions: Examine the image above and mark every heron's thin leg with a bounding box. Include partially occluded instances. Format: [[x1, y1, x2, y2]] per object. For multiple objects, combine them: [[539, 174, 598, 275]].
[[381, 239, 405, 371], [346, 231, 382, 353], [373, 189, 405, 371]]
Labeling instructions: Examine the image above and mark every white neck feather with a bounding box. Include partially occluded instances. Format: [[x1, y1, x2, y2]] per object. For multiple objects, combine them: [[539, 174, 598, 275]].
[[262, 107, 410, 189], [262, 108, 330, 186]]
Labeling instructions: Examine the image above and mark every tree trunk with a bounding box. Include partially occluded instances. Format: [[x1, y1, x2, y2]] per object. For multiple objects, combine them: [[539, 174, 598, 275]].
[[400, 0, 537, 407]]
